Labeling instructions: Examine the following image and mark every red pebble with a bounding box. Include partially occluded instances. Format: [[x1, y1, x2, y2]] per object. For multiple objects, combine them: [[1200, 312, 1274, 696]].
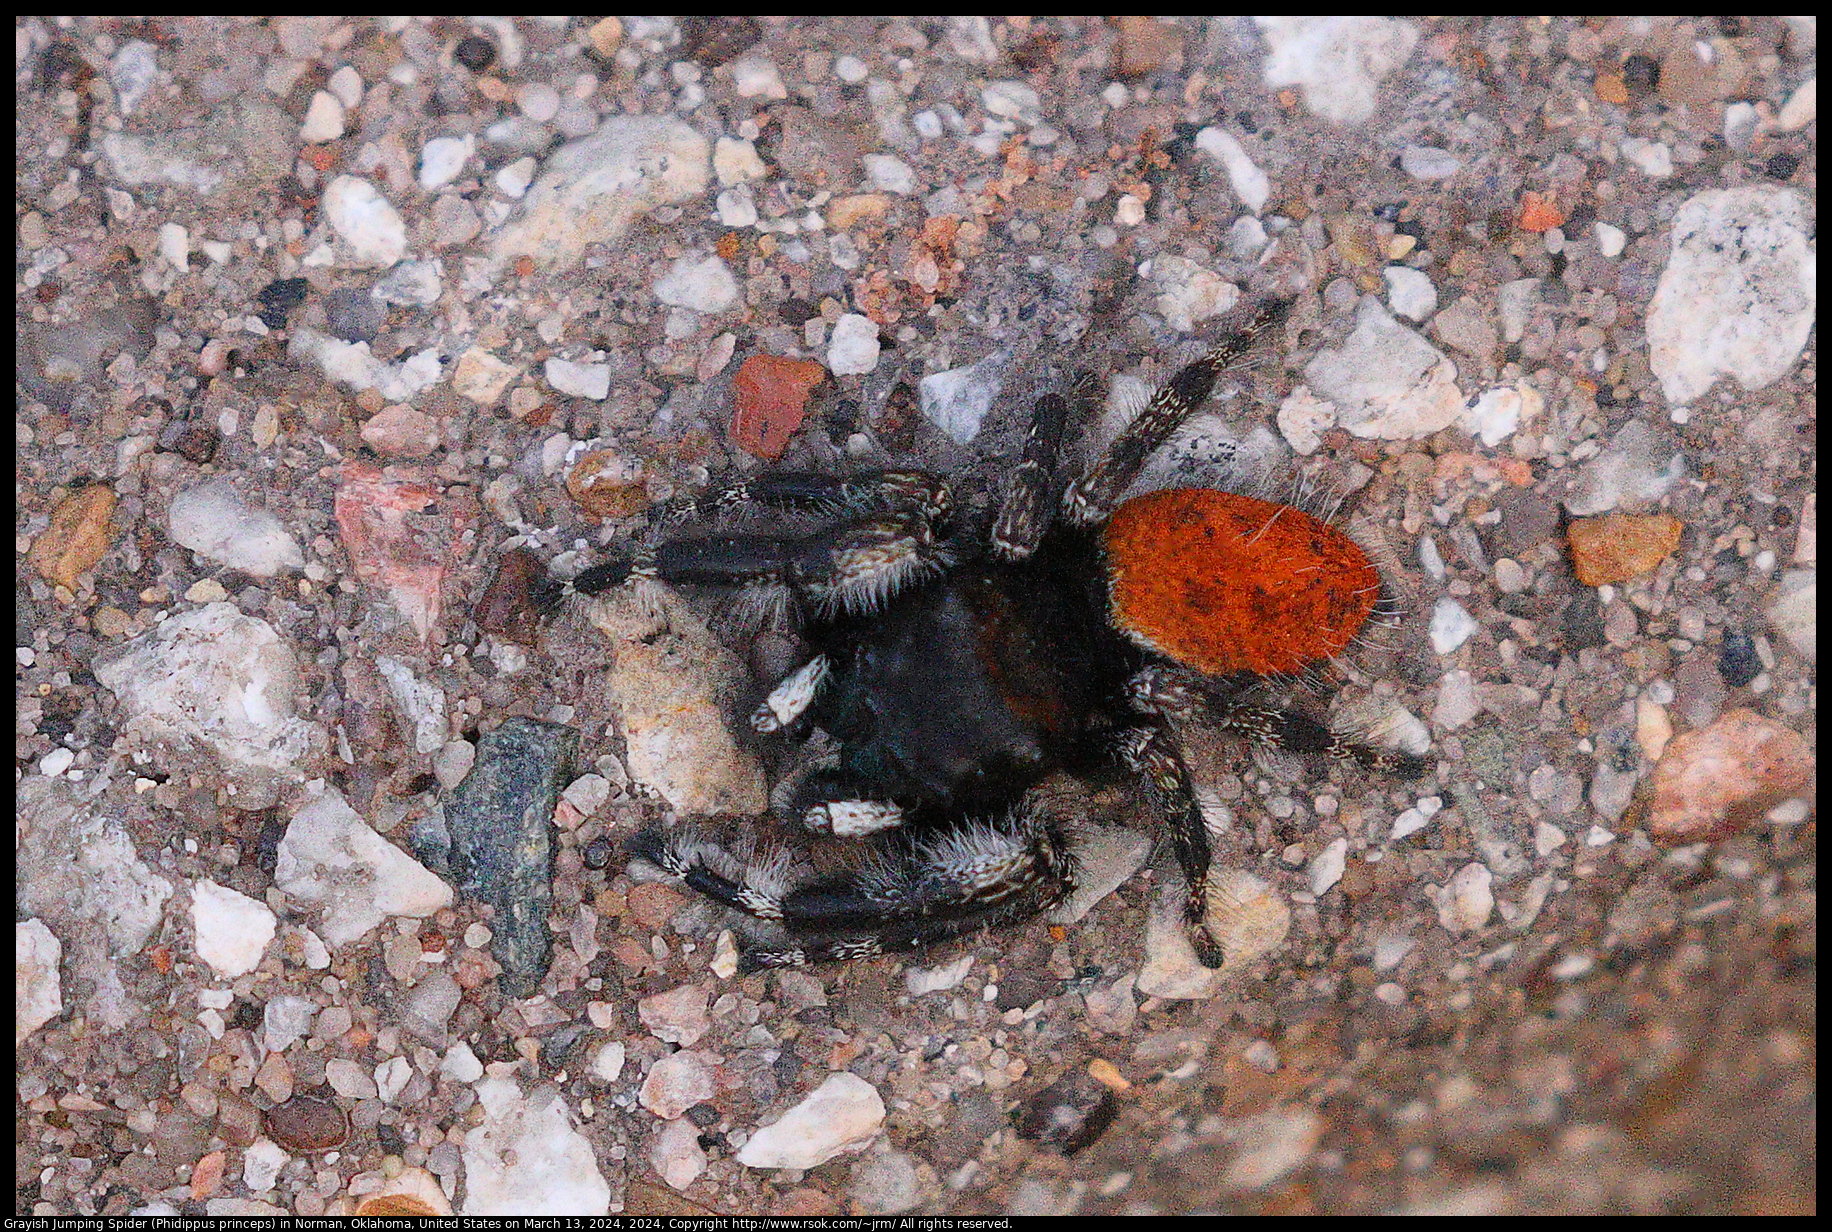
[[731, 355, 829, 460]]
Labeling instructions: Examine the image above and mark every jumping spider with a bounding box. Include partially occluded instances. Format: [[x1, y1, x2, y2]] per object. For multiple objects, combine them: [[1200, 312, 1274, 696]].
[[555, 296, 1425, 972]]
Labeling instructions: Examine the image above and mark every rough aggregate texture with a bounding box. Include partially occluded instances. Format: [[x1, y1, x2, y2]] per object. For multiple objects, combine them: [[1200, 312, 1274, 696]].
[[16, 15, 1814, 1218]]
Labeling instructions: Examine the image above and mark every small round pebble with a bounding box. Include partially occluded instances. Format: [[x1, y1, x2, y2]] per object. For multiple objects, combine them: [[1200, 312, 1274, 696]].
[[263, 1096, 349, 1152], [1718, 630, 1762, 688], [454, 36, 496, 72], [583, 836, 615, 870]]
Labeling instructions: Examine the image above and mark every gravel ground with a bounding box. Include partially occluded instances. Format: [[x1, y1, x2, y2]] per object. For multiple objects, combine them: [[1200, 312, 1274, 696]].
[[16, 16, 1815, 1217]]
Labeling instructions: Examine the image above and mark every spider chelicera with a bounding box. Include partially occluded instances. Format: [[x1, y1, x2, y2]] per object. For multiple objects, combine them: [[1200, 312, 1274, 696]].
[[553, 295, 1425, 972]]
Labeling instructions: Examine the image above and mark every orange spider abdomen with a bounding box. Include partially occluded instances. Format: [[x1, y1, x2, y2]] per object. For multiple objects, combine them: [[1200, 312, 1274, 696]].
[[1102, 488, 1381, 677]]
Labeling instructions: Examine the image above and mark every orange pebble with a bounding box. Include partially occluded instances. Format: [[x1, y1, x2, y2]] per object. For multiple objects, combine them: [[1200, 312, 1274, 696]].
[[1517, 191, 1566, 232]]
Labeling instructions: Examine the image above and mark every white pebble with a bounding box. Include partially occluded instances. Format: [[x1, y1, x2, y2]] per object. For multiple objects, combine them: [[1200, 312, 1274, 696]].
[[322, 176, 408, 268], [1619, 136, 1672, 178], [981, 80, 1040, 123], [1417, 535, 1445, 580], [730, 55, 788, 100], [827, 313, 882, 376], [736, 1073, 886, 1170], [545, 357, 612, 401], [716, 186, 758, 228], [713, 137, 767, 185], [653, 255, 739, 313], [494, 157, 537, 198], [1194, 127, 1270, 213], [327, 65, 364, 109], [109, 41, 159, 117], [158, 222, 190, 272], [1383, 266, 1436, 322], [375, 1056, 413, 1103], [192, 880, 277, 978], [1428, 597, 1478, 654], [1372, 935, 1415, 971], [589, 1041, 626, 1083], [419, 136, 475, 191], [1307, 838, 1348, 896], [299, 91, 345, 143], [167, 481, 304, 577], [862, 154, 915, 195], [1400, 145, 1460, 181], [442, 1042, 484, 1083], [517, 82, 561, 123], [243, 1140, 290, 1193], [1436, 862, 1493, 933]]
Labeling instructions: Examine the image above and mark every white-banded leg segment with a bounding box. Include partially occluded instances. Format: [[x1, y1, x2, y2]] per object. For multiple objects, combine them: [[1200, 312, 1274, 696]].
[[1117, 722, 1225, 968], [633, 793, 1082, 971], [992, 386, 1074, 561], [628, 828, 800, 922], [799, 514, 951, 618], [1124, 665, 1209, 721], [803, 798, 905, 836], [751, 654, 832, 733], [700, 469, 954, 524]]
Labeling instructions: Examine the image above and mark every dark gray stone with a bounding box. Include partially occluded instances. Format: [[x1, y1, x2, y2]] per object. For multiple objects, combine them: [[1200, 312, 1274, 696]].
[[323, 287, 385, 342], [443, 717, 578, 997]]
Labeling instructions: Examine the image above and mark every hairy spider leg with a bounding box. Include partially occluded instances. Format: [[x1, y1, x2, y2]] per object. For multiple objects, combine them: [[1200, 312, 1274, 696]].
[[1126, 665, 1429, 779], [993, 375, 1089, 560], [560, 510, 951, 622], [1119, 724, 1226, 968], [1062, 296, 1293, 528], [698, 468, 953, 525], [629, 798, 1079, 971], [802, 798, 905, 836], [750, 653, 832, 733]]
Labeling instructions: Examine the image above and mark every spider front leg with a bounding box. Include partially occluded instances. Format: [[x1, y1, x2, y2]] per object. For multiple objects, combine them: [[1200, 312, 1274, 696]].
[[750, 652, 832, 733], [697, 468, 953, 525], [559, 503, 951, 623], [629, 790, 1080, 971], [1118, 723, 1227, 968]]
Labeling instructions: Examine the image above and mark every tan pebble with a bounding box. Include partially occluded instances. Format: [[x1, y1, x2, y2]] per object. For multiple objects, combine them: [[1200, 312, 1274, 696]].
[[587, 16, 623, 56], [360, 405, 442, 458], [1087, 1057, 1131, 1092], [354, 1167, 452, 1216], [1204, 869, 1292, 970], [626, 882, 687, 930], [566, 449, 649, 517], [28, 484, 116, 588], [1568, 513, 1683, 586], [189, 1149, 227, 1200], [91, 605, 134, 638], [824, 193, 891, 231], [1113, 14, 1182, 77]]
